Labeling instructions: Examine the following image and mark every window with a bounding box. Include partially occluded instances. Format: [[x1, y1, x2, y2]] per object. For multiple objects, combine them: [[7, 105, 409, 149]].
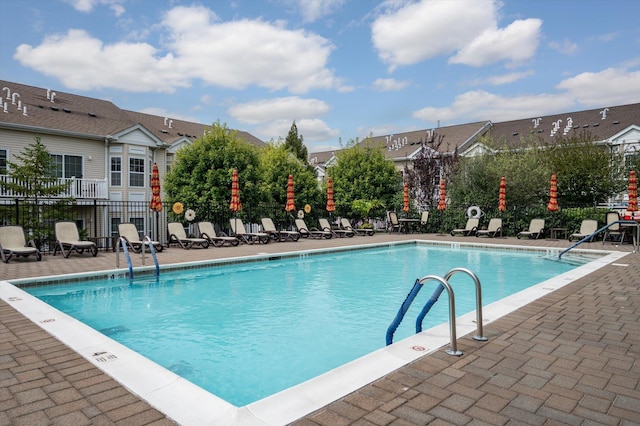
[[129, 158, 145, 187], [110, 157, 122, 186], [110, 217, 121, 237], [129, 217, 144, 239], [0, 149, 7, 174], [50, 154, 83, 178]]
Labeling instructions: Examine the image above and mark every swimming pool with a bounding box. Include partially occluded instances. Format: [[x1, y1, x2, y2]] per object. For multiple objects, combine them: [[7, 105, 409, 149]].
[[2, 241, 626, 425]]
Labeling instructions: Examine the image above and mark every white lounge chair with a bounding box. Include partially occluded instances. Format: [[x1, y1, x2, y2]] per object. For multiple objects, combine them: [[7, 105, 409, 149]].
[[603, 211, 625, 244], [118, 223, 163, 253], [0, 225, 42, 263], [197, 221, 239, 247], [229, 218, 270, 244], [517, 219, 545, 239], [476, 218, 502, 238], [54, 221, 98, 258], [420, 211, 429, 233], [340, 218, 374, 236], [451, 218, 479, 236], [168, 222, 210, 249], [295, 219, 332, 239], [386, 211, 401, 233], [319, 218, 354, 238], [261, 218, 300, 242], [569, 219, 598, 242]]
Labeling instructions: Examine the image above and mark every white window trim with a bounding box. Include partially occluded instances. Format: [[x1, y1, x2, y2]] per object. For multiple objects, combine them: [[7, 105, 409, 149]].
[[128, 156, 146, 188], [110, 156, 123, 187]]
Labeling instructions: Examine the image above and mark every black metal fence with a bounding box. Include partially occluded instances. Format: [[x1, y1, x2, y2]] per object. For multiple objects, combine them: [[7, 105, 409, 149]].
[[0, 197, 618, 253]]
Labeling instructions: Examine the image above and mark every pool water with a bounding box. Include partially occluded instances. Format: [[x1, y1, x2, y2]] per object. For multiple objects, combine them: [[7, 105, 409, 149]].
[[24, 244, 592, 406]]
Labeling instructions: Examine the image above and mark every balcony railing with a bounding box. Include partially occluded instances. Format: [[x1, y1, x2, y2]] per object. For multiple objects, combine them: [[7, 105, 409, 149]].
[[0, 175, 108, 199]]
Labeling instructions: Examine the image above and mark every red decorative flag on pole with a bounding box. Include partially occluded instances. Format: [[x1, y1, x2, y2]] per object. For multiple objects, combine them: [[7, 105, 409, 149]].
[[498, 176, 506, 212], [326, 177, 335, 213], [230, 169, 242, 212], [627, 170, 638, 212], [547, 174, 559, 212], [149, 163, 162, 212], [403, 183, 410, 212], [437, 179, 447, 211], [285, 174, 296, 213]]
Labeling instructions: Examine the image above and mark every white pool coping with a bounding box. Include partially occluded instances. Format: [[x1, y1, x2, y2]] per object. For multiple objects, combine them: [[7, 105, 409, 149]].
[[0, 240, 628, 425]]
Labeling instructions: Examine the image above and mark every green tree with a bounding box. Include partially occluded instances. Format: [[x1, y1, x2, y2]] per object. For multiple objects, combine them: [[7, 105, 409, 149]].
[[0, 137, 71, 200], [0, 137, 73, 246], [164, 122, 263, 219], [328, 140, 402, 219], [260, 142, 322, 220], [448, 134, 550, 209], [542, 131, 625, 206], [283, 121, 309, 164]]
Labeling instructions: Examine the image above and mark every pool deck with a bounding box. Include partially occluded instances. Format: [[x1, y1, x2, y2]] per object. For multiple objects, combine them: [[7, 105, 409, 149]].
[[1, 233, 639, 425]]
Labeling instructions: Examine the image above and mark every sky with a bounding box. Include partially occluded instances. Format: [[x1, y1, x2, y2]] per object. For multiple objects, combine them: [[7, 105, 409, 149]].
[[1, 0, 639, 153]]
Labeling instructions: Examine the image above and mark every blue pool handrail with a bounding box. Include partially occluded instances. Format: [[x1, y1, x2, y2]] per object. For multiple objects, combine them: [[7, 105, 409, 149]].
[[559, 220, 639, 258], [386, 279, 422, 345], [143, 236, 160, 277], [117, 237, 134, 279]]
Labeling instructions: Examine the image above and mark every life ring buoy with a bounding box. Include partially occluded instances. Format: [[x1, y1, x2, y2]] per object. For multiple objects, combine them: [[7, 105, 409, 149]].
[[466, 205, 483, 219]]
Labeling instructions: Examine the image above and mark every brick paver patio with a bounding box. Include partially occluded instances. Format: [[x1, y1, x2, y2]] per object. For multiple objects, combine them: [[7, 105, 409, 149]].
[[1, 234, 638, 425]]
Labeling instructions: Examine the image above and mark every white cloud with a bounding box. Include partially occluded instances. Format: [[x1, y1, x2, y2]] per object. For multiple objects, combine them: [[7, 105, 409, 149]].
[[372, 78, 409, 91], [162, 5, 339, 94], [449, 19, 542, 67], [372, 0, 496, 70], [257, 118, 338, 143], [555, 67, 640, 106], [63, 0, 126, 16], [469, 71, 534, 86], [413, 66, 640, 125], [293, 0, 345, 23], [13, 5, 341, 95], [413, 90, 574, 124], [13, 29, 188, 92], [372, 0, 541, 70], [548, 39, 578, 55], [228, 97, 330, 125]]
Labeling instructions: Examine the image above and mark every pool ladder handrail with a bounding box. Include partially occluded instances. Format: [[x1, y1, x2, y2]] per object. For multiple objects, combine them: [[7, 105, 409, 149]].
[[558, 220, 639, 258], [386, 267, 486, 356], [116, 236, 160, 281]]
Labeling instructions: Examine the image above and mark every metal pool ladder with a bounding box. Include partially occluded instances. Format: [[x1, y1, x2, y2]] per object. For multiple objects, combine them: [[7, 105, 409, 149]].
[[116, 236, 160, 281], [386, 267, 487, 356]]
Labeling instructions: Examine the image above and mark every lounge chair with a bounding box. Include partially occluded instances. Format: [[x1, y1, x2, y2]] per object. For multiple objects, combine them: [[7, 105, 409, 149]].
[[569, 219, 598, 242], [118, 223, 163, 253], [517, 219, 545, 239], [167, 222, 210, 249], [387, 211, 401, 233], [261, 218, 300, 242], [197, 221, 239, 247], [319, 218, 354, 238], [0, 225, 42, 263], [229, 218, 270, 244], [295, 218, 332, 239], [603, 211, 625, 244], [53, 221, 98, 258], [476, 218, 502, 238], [450, 218, 479, 236], [420, 211, 429, 232], [340, 218, 374, 236]]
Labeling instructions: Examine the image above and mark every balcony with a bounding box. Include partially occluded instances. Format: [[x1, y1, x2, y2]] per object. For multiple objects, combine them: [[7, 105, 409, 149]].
[[0, 175, 108, 199]]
